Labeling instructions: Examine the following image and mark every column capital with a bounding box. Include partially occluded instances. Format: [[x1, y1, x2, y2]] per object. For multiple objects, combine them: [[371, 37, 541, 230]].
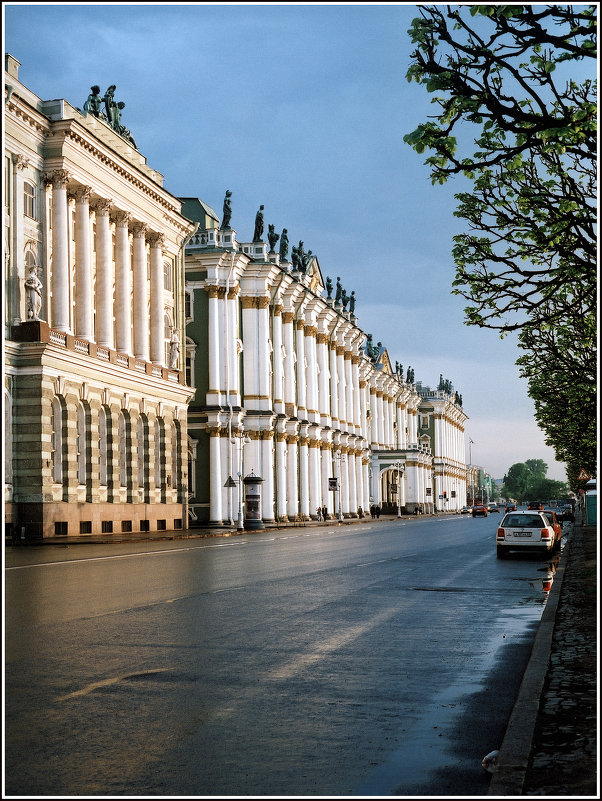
[[43, 169, 71, 188], [13, 154, 29, 170], [316, 332, 329, 345], [113, 209, 132, 228], [148, 232, 166, 249], [73, 185, 93, 203], [282, 311, 295, 324], [94, 198, 113, 216], [132, 221, 149, 239]]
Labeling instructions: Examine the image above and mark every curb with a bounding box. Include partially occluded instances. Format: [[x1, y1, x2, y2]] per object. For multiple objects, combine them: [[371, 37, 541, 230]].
[[487, 528, 572, 795]]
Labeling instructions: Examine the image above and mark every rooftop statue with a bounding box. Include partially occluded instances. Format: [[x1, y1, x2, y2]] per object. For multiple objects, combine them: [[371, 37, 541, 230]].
[[222, 190, 232, 229], [83, 85, 103, 118], [335, 276, 343, 305], [341, 290, 349, 311], [291, 245, 300, 271], [325, 276, 333, 299], [349, 290, 356, 314], [302, 249, 313, 271], [253, 205, 264, 242], [279, 228, 289, 261], [297, 241, 305, 272], [268, 224, 280, 253], [103, 85, 118, 129]]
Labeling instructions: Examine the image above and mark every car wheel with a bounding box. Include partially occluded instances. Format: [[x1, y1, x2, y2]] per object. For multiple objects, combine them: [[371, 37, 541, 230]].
[[497, 546, 508, 559]]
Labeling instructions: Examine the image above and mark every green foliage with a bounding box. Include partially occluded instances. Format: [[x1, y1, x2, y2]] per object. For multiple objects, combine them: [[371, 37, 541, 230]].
[[404, 5, 597, 481], [502, 460, 568, 502]]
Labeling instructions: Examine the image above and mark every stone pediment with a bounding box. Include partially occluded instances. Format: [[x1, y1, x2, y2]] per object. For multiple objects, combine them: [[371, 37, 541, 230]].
[[305, 256, 324, 295]]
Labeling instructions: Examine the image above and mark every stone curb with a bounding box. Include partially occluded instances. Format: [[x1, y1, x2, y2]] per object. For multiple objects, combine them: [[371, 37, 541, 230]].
[[487, 528, 572, 796]]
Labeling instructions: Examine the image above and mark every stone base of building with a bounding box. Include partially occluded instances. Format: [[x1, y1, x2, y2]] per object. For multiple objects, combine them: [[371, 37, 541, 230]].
[[5, 501, 185, 540]]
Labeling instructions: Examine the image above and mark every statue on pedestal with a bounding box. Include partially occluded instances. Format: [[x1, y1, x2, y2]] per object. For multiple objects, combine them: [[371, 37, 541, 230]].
[[222, 190, 232, 229], [253, 205, 264, 242], [25, 264, 42, 320], [279, 228, 289, 261], [268, 224, 280, 253], [349, 290, 356, 314], [169, 329, 180, 369], [291, 245, 300, 272], [335, 276, 343, 305], [325, 276, 333, 299]]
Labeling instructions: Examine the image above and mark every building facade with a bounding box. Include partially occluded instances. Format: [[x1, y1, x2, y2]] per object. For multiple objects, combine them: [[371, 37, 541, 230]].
[[182, 200, 468, 526], [4, 55, 195, 538]]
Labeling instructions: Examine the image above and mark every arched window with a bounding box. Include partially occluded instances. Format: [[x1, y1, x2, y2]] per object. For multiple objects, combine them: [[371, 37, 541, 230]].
[[23, 181, 37, 219], [51, 397, 64, 483], [99, 407, 108, 486], [76, 403, 87, 484], [119, 411, 128, 487], [137, 415, 147, 491], [154, 417, 164, 489]]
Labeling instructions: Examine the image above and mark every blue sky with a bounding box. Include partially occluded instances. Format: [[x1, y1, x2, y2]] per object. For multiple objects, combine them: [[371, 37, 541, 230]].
[[4, 2, 580, 482]]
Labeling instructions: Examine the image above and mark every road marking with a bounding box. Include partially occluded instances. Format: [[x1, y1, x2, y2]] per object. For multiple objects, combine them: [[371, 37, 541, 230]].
[[56, 667, 173, 701]]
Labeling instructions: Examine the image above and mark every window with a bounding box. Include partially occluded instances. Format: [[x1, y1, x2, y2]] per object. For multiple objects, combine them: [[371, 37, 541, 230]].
[[23, 181, 36, 219], [184, 290, 192, 320], [119, 412, 128, 487], [51, 397, 64, 483], [163, 261, 173, 292], [154, 417, 164, 489], [99, 407, 108, 486], [76, 403, 87, 485], [137, 415, 146, 490]]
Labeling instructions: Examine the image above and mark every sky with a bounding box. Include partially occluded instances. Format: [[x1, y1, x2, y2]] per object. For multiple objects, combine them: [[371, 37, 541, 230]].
[[3, 1, 583, 482]]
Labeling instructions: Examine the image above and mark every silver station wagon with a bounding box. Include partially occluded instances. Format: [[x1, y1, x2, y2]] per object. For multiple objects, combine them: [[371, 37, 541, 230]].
[[496, 510, 559, 559]]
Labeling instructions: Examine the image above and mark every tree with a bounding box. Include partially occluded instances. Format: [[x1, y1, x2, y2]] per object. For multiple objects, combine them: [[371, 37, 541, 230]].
[[404, 5, 597, 478], [502, 459, 568, 502]]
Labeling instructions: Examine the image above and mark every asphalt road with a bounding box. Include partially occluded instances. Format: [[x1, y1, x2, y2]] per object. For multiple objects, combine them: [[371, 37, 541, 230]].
[[4, 515, 560, 796]]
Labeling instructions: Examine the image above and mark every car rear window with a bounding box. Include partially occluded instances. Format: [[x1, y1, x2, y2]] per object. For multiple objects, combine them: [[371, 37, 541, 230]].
[[504, 514, 542, 527]]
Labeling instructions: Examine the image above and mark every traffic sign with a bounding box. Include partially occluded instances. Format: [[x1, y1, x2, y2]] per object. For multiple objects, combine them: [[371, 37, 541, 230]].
[[329, 478, 338, 490], [577, 469, 591, 481], [224, 476, 237, 487]]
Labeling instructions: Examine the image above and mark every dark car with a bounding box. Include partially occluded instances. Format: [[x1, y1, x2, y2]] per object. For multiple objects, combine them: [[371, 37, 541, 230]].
[[527, 501, 544, 510], [505, 504, 518, 512], [472, 504, 488, 517]]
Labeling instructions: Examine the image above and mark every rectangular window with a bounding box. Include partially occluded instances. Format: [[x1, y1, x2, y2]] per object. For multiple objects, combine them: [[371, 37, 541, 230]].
[[24, 182, 36, 219], [163, 262, 173, 292]]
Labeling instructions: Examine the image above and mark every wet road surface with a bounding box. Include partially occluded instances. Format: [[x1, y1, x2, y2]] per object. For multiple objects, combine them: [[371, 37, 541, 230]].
[[4, 515, 561, 796]]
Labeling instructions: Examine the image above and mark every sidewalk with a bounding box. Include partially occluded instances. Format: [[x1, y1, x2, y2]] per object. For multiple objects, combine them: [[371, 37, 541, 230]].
[[490, 514, 598, 797]]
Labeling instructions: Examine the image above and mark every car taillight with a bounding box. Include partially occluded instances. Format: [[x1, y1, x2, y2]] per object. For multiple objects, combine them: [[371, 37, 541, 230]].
[[497, 528, 505, 537], [541, 528, 551, 539]]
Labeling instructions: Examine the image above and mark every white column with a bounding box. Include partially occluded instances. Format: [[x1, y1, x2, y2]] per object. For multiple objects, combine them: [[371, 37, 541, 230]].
[[114, 210, 132, 354], [286, 432, 299, 520], [342, 449, 350, 515], [321, 445, 331, 515], [337, 345, 346, 431], [282, 311, 297, 417], [49, 170, 71, 332], [275, 428, 287, 520], [272, 306, 284, 414], [132, 222, 149, 361], [74, 185, 93, 340], [149, 233, 165, 365], [352, 357, 361, 435], [228, 287, 241, 403], [296, 321, 307, 419], [370, 388, 378, 449], [317, 333, 331, 427], [349, 449, 358, 516], [94, 199, 114, 348], [305, 326, 319, 424], [209, 287, 224, 405], [308, 435, 321, 517], [209, 428, 223, 524], [258, 298, 271, 409], [11, 155, 27, 324], [299, 426, 310, 519], [329, 342, 339, 430], [261, 432, 275, 522], [345, 353, 353, 435]]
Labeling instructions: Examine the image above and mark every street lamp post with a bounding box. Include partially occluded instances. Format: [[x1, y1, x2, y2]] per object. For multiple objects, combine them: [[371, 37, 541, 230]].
[[232, 431, 251, 531]]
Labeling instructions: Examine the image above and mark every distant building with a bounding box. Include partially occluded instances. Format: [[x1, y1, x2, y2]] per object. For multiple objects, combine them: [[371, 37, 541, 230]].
[[4, 55, 195, 538]]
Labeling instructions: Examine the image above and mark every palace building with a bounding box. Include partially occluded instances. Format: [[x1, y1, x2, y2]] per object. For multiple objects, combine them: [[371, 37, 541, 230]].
[[4, 56, 468, 539], [181, 199, 468, 526], [4, 55, 195, 538]]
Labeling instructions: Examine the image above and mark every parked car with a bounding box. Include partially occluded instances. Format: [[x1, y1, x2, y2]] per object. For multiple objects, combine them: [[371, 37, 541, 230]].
[[527, 501, 544, 510], [496, 510, 558, 558], [542, 509, 563, 540], [472, 504, 488, 517], [505, 504, 518, 512], [488, 503, 500, 513], [460, 506, 471, 514]]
